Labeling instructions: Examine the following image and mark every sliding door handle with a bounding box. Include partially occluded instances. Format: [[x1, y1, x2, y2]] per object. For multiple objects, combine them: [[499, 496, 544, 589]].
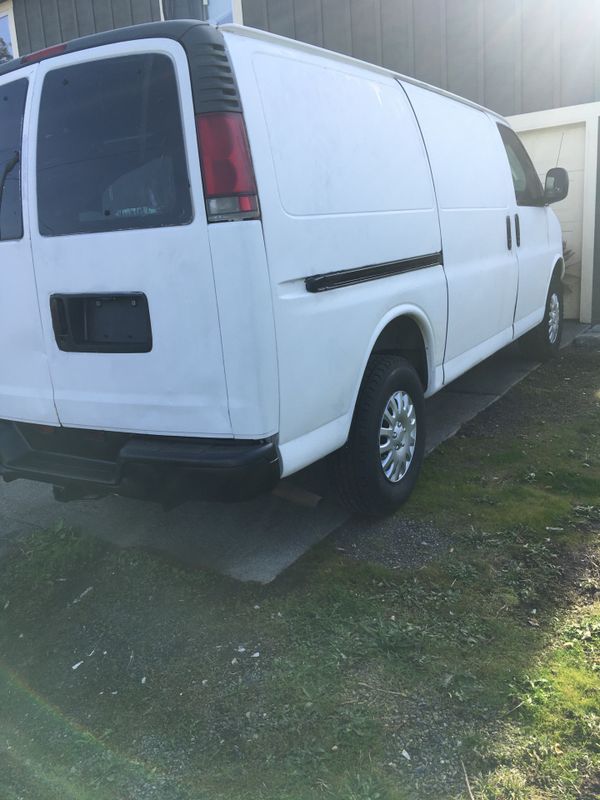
[[515, 213, 521, 247], [506, 216, 512, 250]]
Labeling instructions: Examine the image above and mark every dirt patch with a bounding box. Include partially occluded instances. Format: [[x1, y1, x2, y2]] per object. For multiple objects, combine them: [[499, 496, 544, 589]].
[[332, 517, 449, 570]]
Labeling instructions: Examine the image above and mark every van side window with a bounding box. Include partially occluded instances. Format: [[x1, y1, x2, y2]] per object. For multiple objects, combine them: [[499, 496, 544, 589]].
[[497, 124, 544, 207], [0, 78, 27, 241], [37, 54, 192, 237]]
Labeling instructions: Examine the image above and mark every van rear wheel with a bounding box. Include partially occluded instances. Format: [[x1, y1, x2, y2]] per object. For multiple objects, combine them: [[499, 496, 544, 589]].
[[333, 355, 425, 516], [519, 278, 563, 361]]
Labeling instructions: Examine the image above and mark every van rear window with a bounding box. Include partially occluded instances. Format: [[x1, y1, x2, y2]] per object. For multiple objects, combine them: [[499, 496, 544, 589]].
[[0, 78, 27, 241], [37, 54, 192, 237]]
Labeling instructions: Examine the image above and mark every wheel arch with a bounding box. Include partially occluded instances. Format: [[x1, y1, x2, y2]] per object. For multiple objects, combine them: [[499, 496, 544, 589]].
[[354, 307, 436, 412], [552, 255, 565, 283], [370, 314, 431, 392]]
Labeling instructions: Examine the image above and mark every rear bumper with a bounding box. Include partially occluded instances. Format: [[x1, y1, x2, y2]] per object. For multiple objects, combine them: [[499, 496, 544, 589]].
[[0, 420, 280, 505]]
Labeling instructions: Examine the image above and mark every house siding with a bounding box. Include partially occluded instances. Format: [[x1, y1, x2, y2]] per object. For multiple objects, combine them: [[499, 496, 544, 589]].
[[13, 0, 164, 54], [162, 1, 207, 21], [240, 0, 600, 117]]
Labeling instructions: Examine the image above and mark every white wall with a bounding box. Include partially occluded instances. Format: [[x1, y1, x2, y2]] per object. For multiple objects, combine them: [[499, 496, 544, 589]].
[[509, 103, 600, 323], [519, 124, 585, 319]]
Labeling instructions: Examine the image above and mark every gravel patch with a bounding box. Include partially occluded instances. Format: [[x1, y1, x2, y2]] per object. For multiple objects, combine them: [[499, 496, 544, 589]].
[[332, 516, 450, 570]]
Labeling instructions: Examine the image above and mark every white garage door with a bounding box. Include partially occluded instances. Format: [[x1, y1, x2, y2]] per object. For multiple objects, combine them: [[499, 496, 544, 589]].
[[519, 123, 585, 320]]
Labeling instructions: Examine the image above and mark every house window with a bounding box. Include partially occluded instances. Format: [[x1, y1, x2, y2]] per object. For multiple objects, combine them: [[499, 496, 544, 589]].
[[0, 1, 17, 63], [208, 0, 233, 23]]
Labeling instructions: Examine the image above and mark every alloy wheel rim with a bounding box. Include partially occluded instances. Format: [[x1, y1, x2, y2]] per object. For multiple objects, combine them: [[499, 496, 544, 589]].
[[548, 292, 560, 345], [379, 391, 417, 483]]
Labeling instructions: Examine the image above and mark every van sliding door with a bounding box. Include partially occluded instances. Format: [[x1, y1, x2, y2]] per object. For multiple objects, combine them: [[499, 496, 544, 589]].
[[402, 82, 520, 383]]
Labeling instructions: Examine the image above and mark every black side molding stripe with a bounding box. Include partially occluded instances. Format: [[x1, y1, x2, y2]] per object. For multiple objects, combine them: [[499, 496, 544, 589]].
[[305, 251, 443, 293]]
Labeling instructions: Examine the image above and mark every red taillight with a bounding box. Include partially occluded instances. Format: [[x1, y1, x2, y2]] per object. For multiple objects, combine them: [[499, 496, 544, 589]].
[[195, 112, 260, 222], [21, 43, 67, 65]]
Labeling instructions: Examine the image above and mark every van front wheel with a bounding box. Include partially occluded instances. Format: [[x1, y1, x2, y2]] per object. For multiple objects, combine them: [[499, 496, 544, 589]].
[[333, 355, 425, 516], [519, 278, 563, 361]]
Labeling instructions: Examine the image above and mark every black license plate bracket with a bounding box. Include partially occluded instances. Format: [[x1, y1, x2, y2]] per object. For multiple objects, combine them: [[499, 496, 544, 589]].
[[50, 293, 152, 353]]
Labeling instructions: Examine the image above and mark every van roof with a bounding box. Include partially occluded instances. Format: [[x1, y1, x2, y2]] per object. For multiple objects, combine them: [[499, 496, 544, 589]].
[[220, 23, 507, 124], [0, 18, 506, 124]]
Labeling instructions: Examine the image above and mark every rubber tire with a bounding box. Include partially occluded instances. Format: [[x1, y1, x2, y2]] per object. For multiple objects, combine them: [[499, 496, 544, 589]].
[[333, 355, 426, 516], [519, 277, 563, 361]]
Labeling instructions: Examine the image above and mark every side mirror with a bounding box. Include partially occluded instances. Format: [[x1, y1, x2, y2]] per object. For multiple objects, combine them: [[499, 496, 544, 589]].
[[544, 167, 569, 204]]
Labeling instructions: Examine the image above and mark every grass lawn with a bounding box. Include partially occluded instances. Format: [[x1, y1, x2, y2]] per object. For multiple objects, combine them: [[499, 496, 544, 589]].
[[0, 347, 598, 800]]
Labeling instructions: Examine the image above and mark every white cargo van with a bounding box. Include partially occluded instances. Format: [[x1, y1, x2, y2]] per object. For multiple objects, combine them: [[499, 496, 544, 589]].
[[0, 21, 568, 515]]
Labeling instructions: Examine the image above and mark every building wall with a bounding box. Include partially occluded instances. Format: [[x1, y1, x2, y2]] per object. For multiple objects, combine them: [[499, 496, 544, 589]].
[[13, 1, 163, 53], [11, 0, 231, 53], [519, 124, 586, 320], [240, 0, 600, 118], [162, 0, 206, 22]]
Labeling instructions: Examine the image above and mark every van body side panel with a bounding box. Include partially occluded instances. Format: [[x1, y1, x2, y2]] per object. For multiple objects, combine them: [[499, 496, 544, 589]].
[[0, 68, 60, 425], [402, 83, 520, 385], [27, 40, 232, 437], [225, 33, 446, 464], [276, 296, 442, 477], [208, 220, 279, 438]]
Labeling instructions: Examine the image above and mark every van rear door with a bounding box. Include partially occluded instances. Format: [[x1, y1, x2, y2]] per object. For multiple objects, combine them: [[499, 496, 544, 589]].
[[28, 41, 231, 437], [0, 67, 59, 426]]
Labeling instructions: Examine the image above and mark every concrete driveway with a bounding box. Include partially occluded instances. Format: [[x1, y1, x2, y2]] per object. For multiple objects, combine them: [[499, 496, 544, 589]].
[[0, 323, 585, 582]]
